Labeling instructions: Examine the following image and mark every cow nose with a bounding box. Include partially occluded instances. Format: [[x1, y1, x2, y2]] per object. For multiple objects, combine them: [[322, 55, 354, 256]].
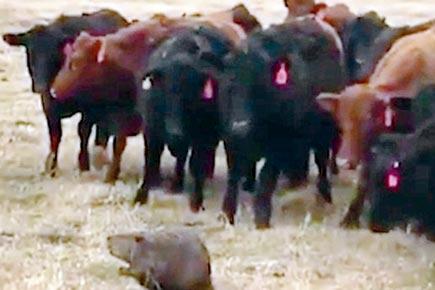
[[50, 88, 57, 98], [231, 120, 250, 137]]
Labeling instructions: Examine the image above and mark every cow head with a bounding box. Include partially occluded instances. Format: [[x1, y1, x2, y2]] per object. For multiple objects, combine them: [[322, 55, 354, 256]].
[[146, 54, 221, 147], [284, 0, 315, 17], [366, 133, 412, 232], [219, 51, 255, 141], [316, 85, 381, 169], [3, 25, 63, 94], [50, 32, 107, 102], [342, 11, 392, 83], [231, 4, 261, 34]]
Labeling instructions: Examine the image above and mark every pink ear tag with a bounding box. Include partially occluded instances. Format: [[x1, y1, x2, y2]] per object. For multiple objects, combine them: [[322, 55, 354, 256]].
[[202, 78, 214, 100], [272, 59, 291, 89], [384, 105, 393, 128], [275, 62, 288, 85]]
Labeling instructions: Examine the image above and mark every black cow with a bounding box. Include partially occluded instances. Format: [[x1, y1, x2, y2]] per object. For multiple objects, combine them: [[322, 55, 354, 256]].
[[2, 9, 128, 175], [341, 11, 435, 84], [134, 26, 235, 210], [340, 86, 435, 229], [359, 119, 435, 240], [220, 18, 346, 228]]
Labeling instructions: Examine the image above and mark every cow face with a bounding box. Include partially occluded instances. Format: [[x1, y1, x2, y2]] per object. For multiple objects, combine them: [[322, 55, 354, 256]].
[[149, 56, 221, 147], [366, 133, 412, 232], [50, 33, 107, 102], [342, 12, 391, 83], [219, 51, 255, 141], [4, 25, 62, 94]]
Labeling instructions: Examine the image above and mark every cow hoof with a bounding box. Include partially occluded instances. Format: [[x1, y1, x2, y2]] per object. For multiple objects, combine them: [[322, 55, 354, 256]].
[[44, 152, 57, 177], [425, 231, 435, 242], [104, 172, 117, 185], [369, 222, 390, 233], [222, 201, 236, 226], [79, 163, 90, 172], [105, 166, 120, 184], [169, 179, 184, 194], [189, 197, 204, 213], [79, 154, 90, 172], [340, 215, 360, 229], [255, 221, 270, 230], [286, 178, 309, 189], [254, 207, 271, 229], [317, 180, 332, 203], [134, 187, 149, 204], [93, 146, 110, 170], [254, 195, 272, 230]]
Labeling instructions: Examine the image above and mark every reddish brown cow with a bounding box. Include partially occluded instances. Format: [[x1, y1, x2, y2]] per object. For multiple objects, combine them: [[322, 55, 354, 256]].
[[50, 5, 259, 183], [319, 25, 435, 169]]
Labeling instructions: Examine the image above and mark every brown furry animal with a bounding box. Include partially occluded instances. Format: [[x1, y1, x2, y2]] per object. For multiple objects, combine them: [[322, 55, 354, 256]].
[[107, 229, 213, 290]]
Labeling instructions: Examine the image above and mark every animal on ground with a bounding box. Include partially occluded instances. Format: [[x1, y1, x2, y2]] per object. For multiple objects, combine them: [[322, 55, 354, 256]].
[[107, 229, 213, 290]]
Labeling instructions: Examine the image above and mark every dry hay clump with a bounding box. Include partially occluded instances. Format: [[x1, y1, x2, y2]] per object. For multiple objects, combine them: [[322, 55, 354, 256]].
[[1, 0, 435, 289]]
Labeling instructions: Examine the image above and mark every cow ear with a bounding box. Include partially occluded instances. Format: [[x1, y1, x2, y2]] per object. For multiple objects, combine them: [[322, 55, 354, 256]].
[[316, 92, 340, 113], [3, 33, 27, 46], [91, 39, 105, 64]]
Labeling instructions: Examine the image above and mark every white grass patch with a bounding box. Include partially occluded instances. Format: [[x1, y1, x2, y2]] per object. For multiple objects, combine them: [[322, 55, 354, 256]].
[[1, 1, 435, 289]]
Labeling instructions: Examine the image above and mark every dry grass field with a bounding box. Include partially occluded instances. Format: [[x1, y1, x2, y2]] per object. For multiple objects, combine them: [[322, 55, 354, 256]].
[[0, 0, 435, 289]]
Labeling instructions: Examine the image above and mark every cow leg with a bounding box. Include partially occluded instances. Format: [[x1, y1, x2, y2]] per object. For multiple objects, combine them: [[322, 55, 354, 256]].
[[44, 112, 62, 177], [330, 134, 342, 175], [170, 143, 188, 193], [285, 143, 310, 189], [340, 165, 368, 228], [222, 143, 242, 225], [105, 135, 127, 184], [189, 145, 211, 213], [314, 147, 332, 203], [242, 162, 256, 192], [254, 160, 280, 229], [93, 125, 111, 170], [78, 116, 92, 172], [205, 149, 216, 179], [135, 134, 164, 204]]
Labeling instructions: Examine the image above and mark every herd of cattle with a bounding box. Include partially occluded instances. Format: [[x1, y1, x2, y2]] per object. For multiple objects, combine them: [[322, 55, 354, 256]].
[[2, 4, 435, 238]]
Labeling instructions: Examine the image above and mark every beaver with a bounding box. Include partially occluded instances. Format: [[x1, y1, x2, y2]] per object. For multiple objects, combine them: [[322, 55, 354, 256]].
[[107, 229, 213, 290]]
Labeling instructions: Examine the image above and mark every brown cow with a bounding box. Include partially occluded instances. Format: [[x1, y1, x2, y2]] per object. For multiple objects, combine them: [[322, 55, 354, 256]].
[[319, 25, 435, 169], [2, 10, 129, 176], [50, 5, 260, 183]]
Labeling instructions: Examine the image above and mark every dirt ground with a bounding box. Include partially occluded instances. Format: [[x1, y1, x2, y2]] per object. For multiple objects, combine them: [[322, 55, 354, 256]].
[[0, 0, 435, 289]]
